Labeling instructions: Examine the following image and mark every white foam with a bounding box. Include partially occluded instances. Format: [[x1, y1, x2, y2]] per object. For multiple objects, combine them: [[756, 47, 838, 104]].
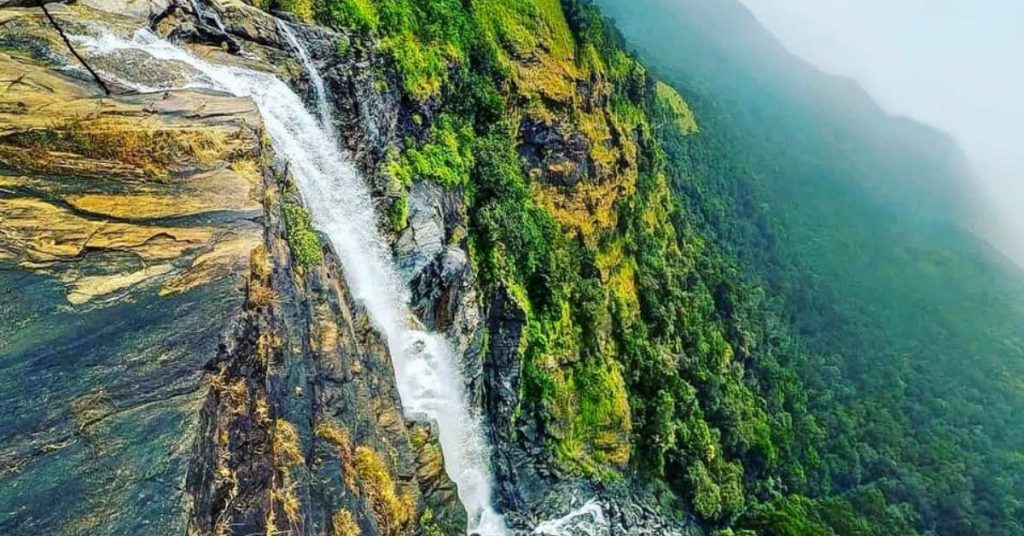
[[532, 499, 609, 536], [77, 28, 508, 535]]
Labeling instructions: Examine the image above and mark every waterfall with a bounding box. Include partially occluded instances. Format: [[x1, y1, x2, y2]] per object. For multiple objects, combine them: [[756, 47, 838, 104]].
[[276, 21, 336, 137], [531, 500, 609, 536], [190, 0, 227, 32], [76, 28, 508, 535]]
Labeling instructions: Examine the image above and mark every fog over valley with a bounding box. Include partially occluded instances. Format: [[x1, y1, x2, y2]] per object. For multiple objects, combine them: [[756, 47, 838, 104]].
[[3, 1, 1024, 535], [738, 0, 1024, 267]]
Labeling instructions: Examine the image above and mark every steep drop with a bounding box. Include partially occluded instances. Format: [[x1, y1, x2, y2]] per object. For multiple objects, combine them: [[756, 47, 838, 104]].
[[78, 28, 507, 535]]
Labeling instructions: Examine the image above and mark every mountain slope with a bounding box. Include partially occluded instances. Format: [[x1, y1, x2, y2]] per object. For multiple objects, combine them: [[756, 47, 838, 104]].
[[596, 0, 1024, 534], [3, 0, 1023, 535]]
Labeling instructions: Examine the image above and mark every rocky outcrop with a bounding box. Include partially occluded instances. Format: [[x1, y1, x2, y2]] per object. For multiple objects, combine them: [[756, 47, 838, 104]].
[[0, 18, 263, 533], [184, 153, 467, 535], [484, 288, 531, 514], [518, 117, 594, 188], [396, 181, 446, 280], [0, 1, 697, 534], [0, 3, 464, 535], [280, 15, 402, 179]]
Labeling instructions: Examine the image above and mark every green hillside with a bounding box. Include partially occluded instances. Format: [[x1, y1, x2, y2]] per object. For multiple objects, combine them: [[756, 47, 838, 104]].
[[277, 0, 1024, 532], [597, 0, 1024, 534]]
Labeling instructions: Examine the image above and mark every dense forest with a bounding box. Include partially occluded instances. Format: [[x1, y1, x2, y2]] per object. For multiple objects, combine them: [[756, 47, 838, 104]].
[[5, 0, 1022, 534], [274, 0, 1024, 533], [597, 0, 1024, 534]]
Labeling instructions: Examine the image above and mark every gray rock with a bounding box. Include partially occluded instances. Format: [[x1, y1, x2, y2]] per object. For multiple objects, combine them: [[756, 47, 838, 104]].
[[396, 181, 446, 280], [518, 116, 595, 187], [78, 0, 172, 20]]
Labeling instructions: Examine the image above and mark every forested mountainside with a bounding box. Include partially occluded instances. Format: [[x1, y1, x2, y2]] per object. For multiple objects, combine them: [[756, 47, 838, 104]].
[[0, 0, 1021, 535], [285, 0, 1024, 533], [595, 0, 1024, 534]]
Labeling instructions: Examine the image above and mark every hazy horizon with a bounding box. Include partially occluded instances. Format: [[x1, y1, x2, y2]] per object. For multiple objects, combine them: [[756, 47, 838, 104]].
[[737, 0, 1024, 267]]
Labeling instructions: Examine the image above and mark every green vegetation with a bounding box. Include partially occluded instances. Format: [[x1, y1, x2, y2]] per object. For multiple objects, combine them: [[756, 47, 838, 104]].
[[282, 202, 322, 267], [387, 187, 409, 231], [386, 115, 475, 188], [354, 445, 416, 536], [419, 508, 444, 536], [288, 0, 800, 515], [597, 0, 1024, 534], [310, 0, 474, 99], [266, 0, 1024, 534], [653, 81, 698, 134], [276, 0, 314, 22]]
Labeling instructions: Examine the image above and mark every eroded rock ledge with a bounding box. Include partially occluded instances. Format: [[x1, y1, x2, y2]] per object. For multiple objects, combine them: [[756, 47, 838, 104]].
[[0, 4, 462, 535]]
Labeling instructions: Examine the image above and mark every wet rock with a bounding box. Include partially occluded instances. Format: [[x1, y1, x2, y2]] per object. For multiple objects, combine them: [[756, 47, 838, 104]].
[[280, 19, 401, 177], [78, 0, 172, 21], [483, 288, 531, 513], [0, 15, 262, 536], [0, 5, 454, 536], [396, 181, 446, 280], [406, 417, 468, 534]]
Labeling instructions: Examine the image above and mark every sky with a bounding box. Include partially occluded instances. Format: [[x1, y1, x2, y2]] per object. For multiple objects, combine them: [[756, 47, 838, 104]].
[[737, 0, 1024, 266]]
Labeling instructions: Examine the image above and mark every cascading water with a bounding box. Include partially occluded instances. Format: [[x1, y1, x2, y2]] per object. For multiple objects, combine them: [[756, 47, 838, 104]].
[[531, 500, 609, 536], [190, 0, 227, 32], [276, 21, 335, 137], [75, 28, 508, 535]]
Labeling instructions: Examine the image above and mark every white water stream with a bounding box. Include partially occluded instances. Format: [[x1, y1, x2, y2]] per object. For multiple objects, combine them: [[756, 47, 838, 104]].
[[531, 500, 609, 536], [74, 19, 617, 536], [276, 21, 336, 138], [76, 27, 507, 535]]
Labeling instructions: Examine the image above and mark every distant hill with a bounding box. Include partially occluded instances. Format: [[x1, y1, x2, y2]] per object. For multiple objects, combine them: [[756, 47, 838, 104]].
[[597, 0, 1024, 534]]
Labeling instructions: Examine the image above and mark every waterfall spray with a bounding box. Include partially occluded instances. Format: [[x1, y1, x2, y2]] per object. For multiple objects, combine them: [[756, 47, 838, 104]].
[[77, 28, 508, 535], [276, 21, 336, 137]]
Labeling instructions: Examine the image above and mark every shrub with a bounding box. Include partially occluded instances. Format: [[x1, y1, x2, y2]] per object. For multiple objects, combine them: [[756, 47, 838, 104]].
[[317, 0, 378, 32], [332, 509, 361, 536], [276, 0, 313, 21], [420, 508, 444, 536], [316, 420, 357, 492], [386, 115, 475, 188], [389, 189, 409, 231], [282, 202, 322, 267], [270, 419, 305, 527], [354, 446, 415, 536]]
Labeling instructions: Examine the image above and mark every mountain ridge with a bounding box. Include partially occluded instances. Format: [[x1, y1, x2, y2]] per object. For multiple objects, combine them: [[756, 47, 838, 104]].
[[597, 0, 1024, 534], [1, 0, 1022, 535]]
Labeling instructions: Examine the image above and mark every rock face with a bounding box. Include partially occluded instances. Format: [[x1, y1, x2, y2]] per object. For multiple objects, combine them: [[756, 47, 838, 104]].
[[518, 117, 594, 188], [0, 3, 464, 536], [0, 1, 694, 535], [0, 15, 264, 533]]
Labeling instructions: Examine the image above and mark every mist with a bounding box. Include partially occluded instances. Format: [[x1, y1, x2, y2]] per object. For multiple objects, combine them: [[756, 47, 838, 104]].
[[734, 0, 1024, 267]]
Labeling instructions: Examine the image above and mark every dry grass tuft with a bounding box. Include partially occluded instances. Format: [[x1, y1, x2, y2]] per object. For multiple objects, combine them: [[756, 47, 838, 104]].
[[273, 419, 304, 466], [273, 486, 303, 524], [316, 421, 357, 492], [1, 117, 234, 179], [250, 244, 273, 280], [268, 419, 305, 533], [248, 244, 276, 308], [354, 445, 415, 536], [254, 396, 270, 424], [248, 282, 277, 308], [332, 509, 361, 536]]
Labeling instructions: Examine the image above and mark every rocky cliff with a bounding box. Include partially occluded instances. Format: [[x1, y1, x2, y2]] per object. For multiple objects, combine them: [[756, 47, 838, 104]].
[[0, 0, 710, 534], [0, 3, 463, 535]]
